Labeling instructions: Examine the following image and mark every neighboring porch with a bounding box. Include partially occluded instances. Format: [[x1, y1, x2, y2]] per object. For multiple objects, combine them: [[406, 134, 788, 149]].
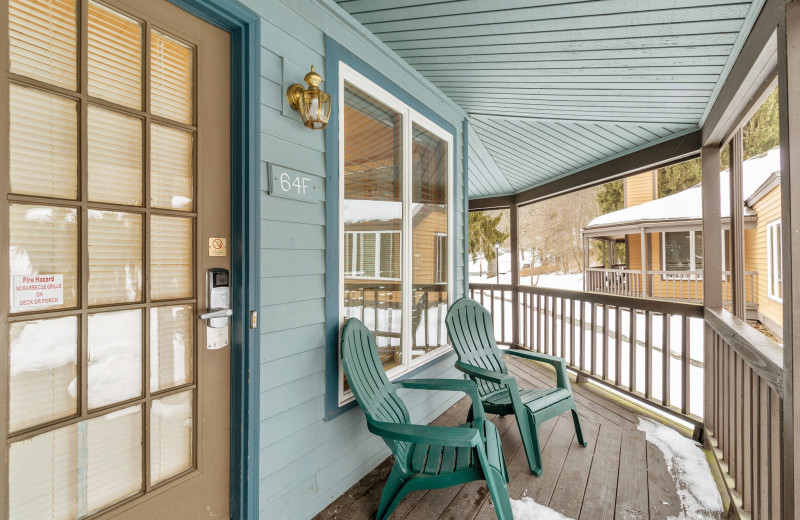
[[317, 357, 689, 520]]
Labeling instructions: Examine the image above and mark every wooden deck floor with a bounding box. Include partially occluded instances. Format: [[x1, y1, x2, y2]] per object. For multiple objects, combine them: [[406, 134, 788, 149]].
[[315, 357, 694, 520]]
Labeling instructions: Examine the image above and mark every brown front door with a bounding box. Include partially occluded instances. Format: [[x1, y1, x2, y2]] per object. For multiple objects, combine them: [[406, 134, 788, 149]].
[[0, 0, 232, 518]]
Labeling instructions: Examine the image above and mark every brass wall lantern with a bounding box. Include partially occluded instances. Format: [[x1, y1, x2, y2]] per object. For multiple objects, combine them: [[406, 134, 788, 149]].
[[286, 65, 331, 130]]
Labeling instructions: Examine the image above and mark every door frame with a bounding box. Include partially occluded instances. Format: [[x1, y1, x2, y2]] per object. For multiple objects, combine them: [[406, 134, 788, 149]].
[[164, 1, 260, 519]]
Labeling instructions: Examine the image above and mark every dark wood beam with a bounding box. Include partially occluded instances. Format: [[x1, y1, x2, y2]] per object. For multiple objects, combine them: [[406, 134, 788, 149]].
[[469, 194, 514, 211], [779, 1, 800, 516], [513, 130, 702, 207], [702, 0, 780, 146], [728, 130, 746, 319], [509, 203, 519, 347]]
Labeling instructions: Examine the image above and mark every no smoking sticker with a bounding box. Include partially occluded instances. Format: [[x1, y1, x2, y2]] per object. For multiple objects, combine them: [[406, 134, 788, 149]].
[[209, 237, 227, 257]]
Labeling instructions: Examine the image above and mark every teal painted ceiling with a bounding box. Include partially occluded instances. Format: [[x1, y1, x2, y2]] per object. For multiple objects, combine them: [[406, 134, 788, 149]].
[[335, 0, 766, 199]]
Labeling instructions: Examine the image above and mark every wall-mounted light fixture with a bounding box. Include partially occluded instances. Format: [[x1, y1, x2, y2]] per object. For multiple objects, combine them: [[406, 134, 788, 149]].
[[286, 65, 331, 130]]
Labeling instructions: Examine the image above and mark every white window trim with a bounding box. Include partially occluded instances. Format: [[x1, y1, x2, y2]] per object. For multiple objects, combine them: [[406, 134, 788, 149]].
[[337, 62, 455, 406], [767, 219, 783, 303], [660, 230, 703, 280]]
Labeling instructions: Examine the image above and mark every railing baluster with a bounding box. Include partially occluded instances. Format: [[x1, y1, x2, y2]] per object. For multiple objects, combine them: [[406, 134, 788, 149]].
[[681, 316, 690, 415], [615, 305, 622, 386], [544, 296, 550, 355], [522, 291, 528, 349], [602, 304, 609, 380], [629, 308, 636, 392], [529, 293, 534, 350], [644, 310, 652, 398], [590, 302, 597, 375], [742, 365, 752, 511], [569, 299, 576, 367], [500, 288, 505, 344], [580, 301, 586, 370], [662, 313, 670, 407], [560, 297, 566, 360]]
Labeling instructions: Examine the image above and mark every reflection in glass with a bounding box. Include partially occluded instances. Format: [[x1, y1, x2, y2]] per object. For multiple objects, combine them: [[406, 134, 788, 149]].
[[9, 85, 78, 199], [87, 407, 143, 512], [88, 210, 142, 305], [9, 424, 78, 520], [150, 305, 193, 391], [150, 216, 193, 300], [9, 204, 78, 312], [87, 0, 142, 108], [411, 124, 449, 360], [88, 309, 142, 409], [151, 124, 194, 211], [150, 391, 193, 484], [9, 317, 78, 431], [342, 83, 403, 381], [88, 105, 143, 206]]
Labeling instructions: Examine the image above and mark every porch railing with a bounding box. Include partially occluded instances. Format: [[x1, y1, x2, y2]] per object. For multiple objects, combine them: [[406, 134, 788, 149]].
[[705, 308, 783, 518], [469, 283, 705, 425], [468, 282, 785, 518], [584, 268, 758, 305]]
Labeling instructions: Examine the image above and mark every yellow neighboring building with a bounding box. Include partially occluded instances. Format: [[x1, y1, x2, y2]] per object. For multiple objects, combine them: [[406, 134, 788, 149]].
[[582, 147, 783, 339]]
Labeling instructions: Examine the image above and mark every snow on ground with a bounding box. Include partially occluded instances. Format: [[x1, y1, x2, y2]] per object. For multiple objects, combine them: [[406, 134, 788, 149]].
[[510, 497, 574, 520], [524, 272, 583, 291], [638, 418, 724, 520]]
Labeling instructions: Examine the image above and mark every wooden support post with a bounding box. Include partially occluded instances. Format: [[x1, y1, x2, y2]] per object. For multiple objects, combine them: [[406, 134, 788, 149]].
[[779, 2, 800, 516], [729, 129, 746, 319], [640, 229, 648, 298], [702, 145, 722, 434], [583, 236, 589, 291], [510, 203, 520, 347]]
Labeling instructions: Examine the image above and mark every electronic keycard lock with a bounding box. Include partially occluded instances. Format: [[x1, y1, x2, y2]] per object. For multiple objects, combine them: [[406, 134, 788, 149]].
[[199, 268, 232, 349]]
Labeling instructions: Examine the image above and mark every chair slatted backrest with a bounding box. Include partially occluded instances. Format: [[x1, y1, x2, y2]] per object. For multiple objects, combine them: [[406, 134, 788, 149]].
[[341, 318, 412, 463], [445, 298, 509, 398]]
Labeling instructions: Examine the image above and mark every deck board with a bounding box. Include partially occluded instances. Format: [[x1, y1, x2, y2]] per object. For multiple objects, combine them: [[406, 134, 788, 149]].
[[314, 357, 691, 520]]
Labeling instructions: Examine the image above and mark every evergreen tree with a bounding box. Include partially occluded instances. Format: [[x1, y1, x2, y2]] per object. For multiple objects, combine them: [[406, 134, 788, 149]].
[[595, 179, 624, 214], [657, 157, 701, 198], [468, 211, 509, 269]]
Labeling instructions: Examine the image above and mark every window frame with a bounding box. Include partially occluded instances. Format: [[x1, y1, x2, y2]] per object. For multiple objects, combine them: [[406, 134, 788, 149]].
[[767, 219, 783, 302], [337, 62, 455, 406]]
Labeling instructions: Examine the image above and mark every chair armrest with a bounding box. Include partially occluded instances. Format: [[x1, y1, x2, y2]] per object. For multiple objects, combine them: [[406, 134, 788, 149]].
[[395, 378, 486, 421], [455, 361, 515, 386], [502, 349, 571, 390], [367, 421, 481, 448]]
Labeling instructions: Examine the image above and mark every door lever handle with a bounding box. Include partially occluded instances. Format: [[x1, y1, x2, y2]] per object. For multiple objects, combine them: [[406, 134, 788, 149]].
[[199, 308, 233, 320]]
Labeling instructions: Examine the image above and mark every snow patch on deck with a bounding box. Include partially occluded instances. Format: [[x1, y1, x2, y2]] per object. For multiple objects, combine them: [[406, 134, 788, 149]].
[[510, 496, 575, 520], [637, 418, 724, 520]]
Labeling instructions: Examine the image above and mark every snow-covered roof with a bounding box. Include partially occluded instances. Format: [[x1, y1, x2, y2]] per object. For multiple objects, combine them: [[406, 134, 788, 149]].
[[585, 147, 780, 230]]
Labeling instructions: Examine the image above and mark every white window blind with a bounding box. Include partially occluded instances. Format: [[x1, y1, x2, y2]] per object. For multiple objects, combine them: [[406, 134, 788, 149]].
[[150, 216, 193, 300], [88, 105, 143, 206], [87, 1, 141, 108], [151, 124, 194, 211], [9, 0, 77, 90], [87, 210, 143, 305], [151, 30, 194, 124]]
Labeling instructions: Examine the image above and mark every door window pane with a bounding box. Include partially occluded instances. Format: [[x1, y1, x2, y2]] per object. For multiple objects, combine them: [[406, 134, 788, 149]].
[[150, 216, 193, 300], [9, 0, 78, 90], [9, 84, 78, 199], [150, 391, 193, 484], [88, 105, 143, 206], [9, 204, 78, 312], [9, 316, 77, 431], [411, 124, 448, 360], [87, 1, 142, 108], [88, 309, 142, 409], [86, 407, 143, 512], [9, 424, 78, 520], [151, 124, 194, 211], [88, 210, 143, 305], [342, 83, 403, 374], [150, 305, 193, 391], [151, 30, 193, 124]]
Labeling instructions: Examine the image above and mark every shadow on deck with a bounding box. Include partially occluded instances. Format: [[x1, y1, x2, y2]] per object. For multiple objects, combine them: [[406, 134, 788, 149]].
[[315, 356, 694, 520]]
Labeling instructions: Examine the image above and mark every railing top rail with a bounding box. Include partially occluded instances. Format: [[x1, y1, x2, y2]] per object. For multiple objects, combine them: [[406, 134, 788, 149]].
[[585, 267, 642, 274], [469, 283, 704, 318], [705, 308, 783, 396]]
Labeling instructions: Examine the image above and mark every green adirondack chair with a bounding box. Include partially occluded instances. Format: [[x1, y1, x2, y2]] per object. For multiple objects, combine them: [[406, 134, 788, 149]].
[[445, 297, 587, 477], [341, 318, 513, 520]]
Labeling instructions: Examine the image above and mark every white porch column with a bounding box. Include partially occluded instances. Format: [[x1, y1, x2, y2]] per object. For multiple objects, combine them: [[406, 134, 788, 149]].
[[729, 129, 746, 318]]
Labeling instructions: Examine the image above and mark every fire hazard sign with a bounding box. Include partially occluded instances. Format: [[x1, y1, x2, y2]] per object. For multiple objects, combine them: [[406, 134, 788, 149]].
[[13, 274, 64, 309], [209, 237, 227, 257]]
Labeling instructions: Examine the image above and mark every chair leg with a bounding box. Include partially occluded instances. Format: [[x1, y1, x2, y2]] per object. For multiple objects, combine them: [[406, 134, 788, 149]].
[[570, 406, 587, 447], [485, 467, 514, 520], [518, 412, 543, 476], [376, 464, 409, 520]]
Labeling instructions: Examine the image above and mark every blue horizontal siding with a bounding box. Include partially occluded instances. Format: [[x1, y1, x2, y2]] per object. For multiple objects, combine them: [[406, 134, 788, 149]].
[[244, 1, 469, 518]]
